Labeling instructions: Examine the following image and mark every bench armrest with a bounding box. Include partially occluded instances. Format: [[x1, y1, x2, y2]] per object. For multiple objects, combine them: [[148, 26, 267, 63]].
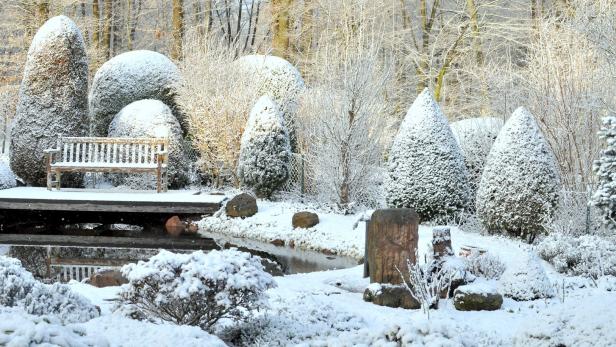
[[43, 148, 60, 154], [155, 150, 168, 155]]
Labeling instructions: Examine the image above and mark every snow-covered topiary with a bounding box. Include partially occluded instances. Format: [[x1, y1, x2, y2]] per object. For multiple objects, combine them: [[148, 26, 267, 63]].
[[108, 99, 189, 188], [499, 251, 554, 301], [118, 249, 276, 332], [592, 116, 616, 230], [0, 307, 107, 347], [237, 96, 291, 198], [451, 117, 503, 208], [385, 89, 470, 222], [24, 283, 100, 324], [10, 15, 88, 187], [234, 55, 305, 150], [476, 107, 561, 240], [0, 256, 37, 307], [0, 157, 16, 189], [89, 50, 183, 137]]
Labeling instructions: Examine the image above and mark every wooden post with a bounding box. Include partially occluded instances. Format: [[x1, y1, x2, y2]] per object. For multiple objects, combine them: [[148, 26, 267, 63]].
[[366, 208, 419, 284]]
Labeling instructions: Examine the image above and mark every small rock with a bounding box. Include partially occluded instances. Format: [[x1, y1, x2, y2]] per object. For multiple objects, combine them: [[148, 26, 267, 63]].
[[363, 283, 420, 309], [288, 240, 295, 248], [89, 269, 127, 288], [322, 249, 336, 256], [225, 193, 258, 218], [186, 222, 199, 234], [270, 239, 285, 247], [165, 216, 184, 237], [453, 282, 503, 311], [292, 211, 319, 228]]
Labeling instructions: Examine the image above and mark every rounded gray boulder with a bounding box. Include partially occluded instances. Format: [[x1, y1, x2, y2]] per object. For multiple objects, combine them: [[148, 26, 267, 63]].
[[89, 50, 184, 137], [108, 99, 189, 189], [10, 15, 89, 187]]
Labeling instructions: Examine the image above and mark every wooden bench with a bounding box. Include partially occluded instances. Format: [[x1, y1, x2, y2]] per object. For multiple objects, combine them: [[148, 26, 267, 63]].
[[45, 137, 169, 193]]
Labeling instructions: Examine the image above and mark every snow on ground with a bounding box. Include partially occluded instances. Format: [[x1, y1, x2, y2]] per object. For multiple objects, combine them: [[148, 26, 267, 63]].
[[199, 199, 369, 260], [63, 222, 616, 346]]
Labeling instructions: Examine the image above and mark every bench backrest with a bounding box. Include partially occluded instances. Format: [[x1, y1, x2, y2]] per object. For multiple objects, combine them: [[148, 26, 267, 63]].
[[58, 137, 169, 165]]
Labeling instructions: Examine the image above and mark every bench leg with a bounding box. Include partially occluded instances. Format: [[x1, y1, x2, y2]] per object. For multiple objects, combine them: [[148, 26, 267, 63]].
[[56, 171, 61, 190], [47, 170, 52, 191], [156, 167, 162, 193]]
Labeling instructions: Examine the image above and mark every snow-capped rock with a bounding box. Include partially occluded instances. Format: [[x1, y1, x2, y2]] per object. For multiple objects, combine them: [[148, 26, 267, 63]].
[[234, 55, 305, 150], [10, 15, 88, 187], [89, 50, 183, 136], [385, 89, 470, 222], [108, 99, 188, 189], [237, 96, 291, 198], [592, 116, 616, 230], [451, 117, 504, 208], [476, 107, 561, 239]]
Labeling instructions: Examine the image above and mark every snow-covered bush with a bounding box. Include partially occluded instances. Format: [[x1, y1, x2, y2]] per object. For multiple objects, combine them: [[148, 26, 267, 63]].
[[0, 157, 16, 189], [0, 307, 107, 347], [537, 232, 616, 279], [237, 96, 291, 198], [89, 50, 183, 137], [234, 54, 305, 150], [11, 15, 88, 187], [476, 107, 561, 241], [24, 283, 100, 324], [464, 251, 506, 280], [592, 116, 616, 230], [385, 89, 470, 222], [177, 38, 260, 186], [450, 117, 503, 209], [118, 249, 276, 332], [108, 99, 189, 188], [0, 256, 36, 307], [499, 251, 554, 300]]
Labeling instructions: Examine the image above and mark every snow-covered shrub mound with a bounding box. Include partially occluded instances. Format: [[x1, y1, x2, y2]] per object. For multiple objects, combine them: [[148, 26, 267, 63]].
[[118, 249, 276, 332], [385, 89, 470, 222], [499, 251, 554, 300], [592, 116, 616, 230], [0, 157, 16, 189], [464, 251, 506, 280], [108, 99, 189, 188], [537, 232, 616, 278], [237, 96, 291, 198], [0, 307, 107, 347], [476, 107, 561, 240], [451, 117, 503, 208], [234, 54, 305, 150], [24, 283, 100, 324], [11, 15, 88, 187], [89, 50, 183, 137], [0, 256, 37, 307]]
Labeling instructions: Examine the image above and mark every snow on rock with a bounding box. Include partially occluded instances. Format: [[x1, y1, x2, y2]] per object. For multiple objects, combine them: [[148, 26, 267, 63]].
[[450, 117, 503, 208], [24, 282, 100, 324], [11, 15, 88, 187], [0, 307, 107, 347], [0, 157, 16, 190], [89, 50, 183, 137], [237, 96, 291, 198], [385, 88, 470, 222], [234, 54, 305, 149], [592, 115, 616, 230], [108, 99, 189, 188], [499, 251, 555, 301], [476, 107, 561, 239]]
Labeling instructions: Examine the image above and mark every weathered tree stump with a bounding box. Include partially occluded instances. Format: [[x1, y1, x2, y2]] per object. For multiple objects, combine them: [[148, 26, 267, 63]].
[[365, 208, 419, 284], [432, 227, 453, 259]]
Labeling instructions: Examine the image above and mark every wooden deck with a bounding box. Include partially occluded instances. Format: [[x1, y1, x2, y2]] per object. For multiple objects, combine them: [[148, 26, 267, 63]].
[[0, 187, 226, 214]]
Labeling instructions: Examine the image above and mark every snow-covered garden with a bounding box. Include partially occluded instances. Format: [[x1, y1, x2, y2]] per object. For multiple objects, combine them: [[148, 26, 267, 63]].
[[0, 4, 615, 347]]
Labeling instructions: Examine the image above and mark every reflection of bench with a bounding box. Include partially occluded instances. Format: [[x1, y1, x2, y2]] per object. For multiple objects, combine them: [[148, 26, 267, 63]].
[[45, 137, 169, 193]]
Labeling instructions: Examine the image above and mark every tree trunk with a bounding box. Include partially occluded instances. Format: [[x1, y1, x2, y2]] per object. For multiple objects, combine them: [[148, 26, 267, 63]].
[[36, 1, 50, 27], [171, 0, 184, 60], [102, 0, 112, 59], [93, 0, 100, 48], [271, 0, 291, 59], [366, 209, 419, 284]]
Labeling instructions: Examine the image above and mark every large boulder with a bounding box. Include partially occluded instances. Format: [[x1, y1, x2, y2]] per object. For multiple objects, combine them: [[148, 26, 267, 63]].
[[10, 16, 88, 186], [292, 211, 319, 229], [89, 50, 183, 137], [234, 55, 305, 150], [107, 99, 189, 189], [225, 193, 258, 218], [453, 281, 503, 311], [88, 269, 127, 288]]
